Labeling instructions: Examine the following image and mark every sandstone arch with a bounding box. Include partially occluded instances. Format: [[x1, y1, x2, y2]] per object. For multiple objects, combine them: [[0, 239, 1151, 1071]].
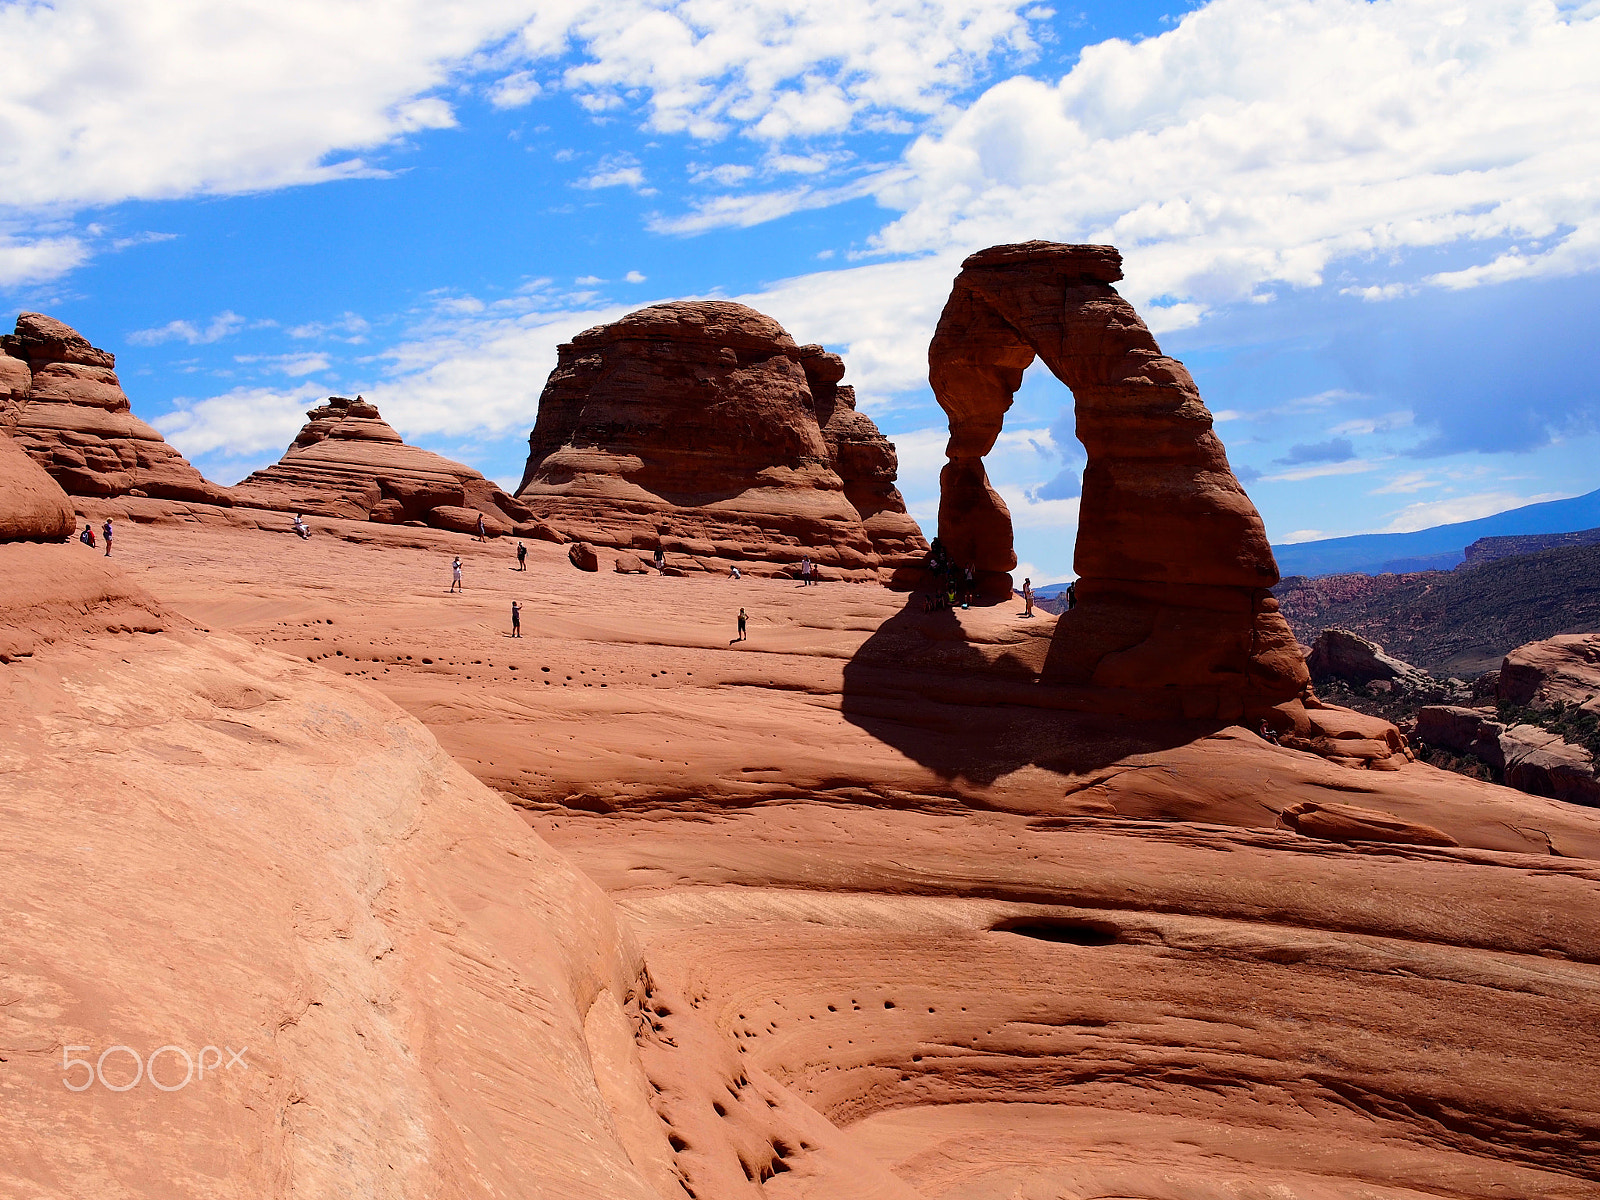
[[930, 242, 1309, 719]]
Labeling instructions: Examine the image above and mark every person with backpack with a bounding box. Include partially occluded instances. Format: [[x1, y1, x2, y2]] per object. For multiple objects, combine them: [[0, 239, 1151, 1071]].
[[516, 541, 527, 571]]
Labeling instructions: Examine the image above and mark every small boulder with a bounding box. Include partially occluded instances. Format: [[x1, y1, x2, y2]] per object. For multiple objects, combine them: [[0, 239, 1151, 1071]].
[[568, 542, 599, 571], [1, 434, 75, 543], [614, 552, 649, 574]]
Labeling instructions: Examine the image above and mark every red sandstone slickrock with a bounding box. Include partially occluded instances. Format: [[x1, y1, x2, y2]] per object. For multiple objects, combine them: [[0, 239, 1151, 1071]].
[[2, 312, 229, 504], [516, 301, 926, 581], [928, 243, 1314, 729], [234, 394, 557, 539]]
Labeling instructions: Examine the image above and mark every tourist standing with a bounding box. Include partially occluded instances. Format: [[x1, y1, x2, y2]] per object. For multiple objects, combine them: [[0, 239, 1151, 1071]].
[[102, 518, 113, 557], [1065, 581, 1077, 611], [510, 600, 522, 637], [1022, 577, 1034, 618], [800, 556, 812, 586], [736, 608, 747, 641], [450, 556, 463, 593], [476, 513, 487, 542], [516, 541, 527, 571]]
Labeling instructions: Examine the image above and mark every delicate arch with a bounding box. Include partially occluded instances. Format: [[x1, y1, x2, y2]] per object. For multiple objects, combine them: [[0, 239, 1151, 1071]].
[[928, 242, 1309, 718]]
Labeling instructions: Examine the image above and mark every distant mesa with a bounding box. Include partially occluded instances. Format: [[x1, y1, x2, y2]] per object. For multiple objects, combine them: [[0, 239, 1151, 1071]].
[[2, 312, 229, 505], [927, 242, 1310, 724], [514, 300, 926, 581], [235, 394, 557, 540]]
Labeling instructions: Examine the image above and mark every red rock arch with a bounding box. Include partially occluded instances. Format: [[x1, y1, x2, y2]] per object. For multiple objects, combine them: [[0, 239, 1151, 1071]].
[[929, 242, 1309, 718]]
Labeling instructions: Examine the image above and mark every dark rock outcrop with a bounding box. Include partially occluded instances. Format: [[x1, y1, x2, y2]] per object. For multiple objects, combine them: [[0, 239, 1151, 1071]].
[[515, 302, 926, 581], [927, 243, 1309, 723], [2, 313, 228, 505], [1307, 628, 1433, 691], [234, 395, 547, 538], [1416, 704, 1599, 806]]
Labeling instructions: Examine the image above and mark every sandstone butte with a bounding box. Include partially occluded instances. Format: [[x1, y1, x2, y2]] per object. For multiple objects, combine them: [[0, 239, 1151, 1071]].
[[233, 393, 560, 539], [2, 312, 230, 506], [515, 300, 927, 582], [4, 251, 1600, 1200]]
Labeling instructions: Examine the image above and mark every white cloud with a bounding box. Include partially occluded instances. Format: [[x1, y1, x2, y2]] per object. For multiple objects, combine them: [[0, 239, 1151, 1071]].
[[579, 154, 652, 192], [864, 0, 1600, 314], [1376, 489, 1571, 533], [127, 310, 246, 346], [624, 270, 647, 283], [155, 381, 327, 465], [488, 69, 542, 109], [0, 233, 88, 287], [1261, 457, 1381, 484], [286, 312, 371, 342], [235, 352, 332, 377]]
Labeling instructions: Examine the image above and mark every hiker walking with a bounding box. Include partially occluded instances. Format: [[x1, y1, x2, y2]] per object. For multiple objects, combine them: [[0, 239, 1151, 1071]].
[[102, 518, 113, 557], [654, 544, 666, 571], [510, 600, 522, 637], [450, 556, 463, 593], [735, 607, 748, 642], [476, 512, 487, 542], [516, 540, 527, 571]]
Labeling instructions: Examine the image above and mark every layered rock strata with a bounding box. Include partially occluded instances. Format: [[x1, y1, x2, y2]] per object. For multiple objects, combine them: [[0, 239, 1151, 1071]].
[[235, 394, 553, 538], [2, 312, 228, 504], [516, 301, 925, 580], [928, 243, 1310, 721]]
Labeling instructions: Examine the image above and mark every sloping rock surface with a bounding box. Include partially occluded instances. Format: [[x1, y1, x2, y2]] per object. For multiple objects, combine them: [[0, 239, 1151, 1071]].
[[10, 512, 1600, 1197], [2, 312, 228, 504], [927, 243, 1309, 723], [234, 394, 545, 537], [516, 301, 925, 580]]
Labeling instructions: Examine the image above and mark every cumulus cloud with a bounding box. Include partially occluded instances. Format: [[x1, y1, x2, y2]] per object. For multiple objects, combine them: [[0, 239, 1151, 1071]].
[[155, 381, 328, 465], [127, 311, 246, 346], [0, 233, 88, 287], [866, 0, 1600, 314]]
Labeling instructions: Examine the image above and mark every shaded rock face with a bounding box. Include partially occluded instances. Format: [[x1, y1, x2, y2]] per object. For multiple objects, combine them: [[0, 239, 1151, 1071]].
[[235, 395, 544, 537], [1, 433, 75, 543], [1416, 704, 1599, 806], [2, 312, 228, 504], [928, 244, 1309, 720], [516, 301, 926, 580], [1307, 628, 1433, 691]]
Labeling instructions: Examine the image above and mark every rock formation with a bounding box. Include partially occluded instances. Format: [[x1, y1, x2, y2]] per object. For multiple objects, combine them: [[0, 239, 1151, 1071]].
[[928, 243, 1308, 721], [1500, 632, 1600, 713], [2, 312, 229, 504], [9, 508, 1600, 1196], [1416, 704, 1599, 806], [0, 430, 75, 543], [234, 394, 555, 538], [515, 301, 925, 581], [1306, 627, 1433, 691]]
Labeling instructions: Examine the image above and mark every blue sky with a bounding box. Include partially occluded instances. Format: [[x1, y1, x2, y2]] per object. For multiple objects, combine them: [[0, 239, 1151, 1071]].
[[4, 0, 1599, 584]]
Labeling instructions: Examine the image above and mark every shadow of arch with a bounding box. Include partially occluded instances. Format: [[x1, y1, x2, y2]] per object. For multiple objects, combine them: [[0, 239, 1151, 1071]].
[[839, 596, 1225, 788]]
